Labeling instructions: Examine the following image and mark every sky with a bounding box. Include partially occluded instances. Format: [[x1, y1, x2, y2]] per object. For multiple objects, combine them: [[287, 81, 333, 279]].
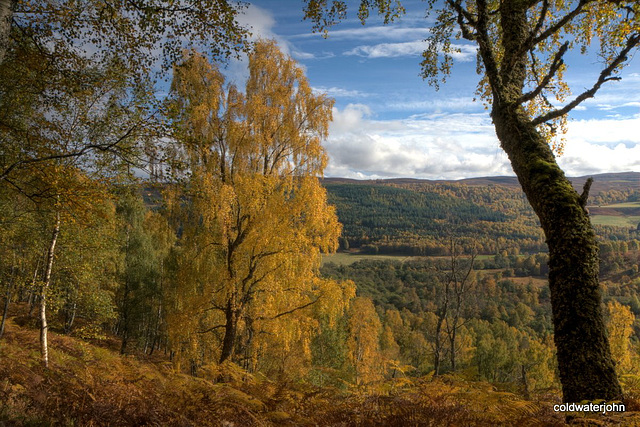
[[227, 0, 640, 180]]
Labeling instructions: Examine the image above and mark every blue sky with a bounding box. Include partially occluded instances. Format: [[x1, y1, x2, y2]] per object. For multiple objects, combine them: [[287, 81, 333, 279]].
[[229, 1, 640, 180]]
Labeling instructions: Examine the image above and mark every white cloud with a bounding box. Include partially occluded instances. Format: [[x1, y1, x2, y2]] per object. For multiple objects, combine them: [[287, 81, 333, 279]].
[[344, 40, 477, 61], [324, 105, 511, 179], [294, 26, 432, 41], [344, 40, 424, 58], [387, 97, 482, 112], [313, 86, 370, 98], [323, 106, 640, 180], [565, 116, 640, 145]]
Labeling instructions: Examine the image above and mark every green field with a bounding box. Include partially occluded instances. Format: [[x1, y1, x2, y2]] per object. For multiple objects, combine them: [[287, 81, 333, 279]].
[[591, 215, 640, 228], [321, 253, 414, 266], [595, 201, 640, 208], [321, 252, 499, 266]]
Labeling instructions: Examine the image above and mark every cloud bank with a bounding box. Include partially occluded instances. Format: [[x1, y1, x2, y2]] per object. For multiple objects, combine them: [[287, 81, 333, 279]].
[[324, 105, 640, 180]]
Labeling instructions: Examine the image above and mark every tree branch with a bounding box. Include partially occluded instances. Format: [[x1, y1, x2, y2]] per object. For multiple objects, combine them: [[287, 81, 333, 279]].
[[579, 177, 593, 208], [0, 114, 151, 182], [532, 33, 640, 126], [528, 0, 592, 50], [474, 0, 501, 92], [260, 295, 322, 321], [197, 324, 226, 334], [521, 0, 549, 52], [446, 0, 477, 41], [517, 41, 569, 105]]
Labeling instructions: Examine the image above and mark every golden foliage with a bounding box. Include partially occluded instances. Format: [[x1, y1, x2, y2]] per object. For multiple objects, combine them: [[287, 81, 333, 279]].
[[605, 300, 635, 374], [165, 40, 351, 373]]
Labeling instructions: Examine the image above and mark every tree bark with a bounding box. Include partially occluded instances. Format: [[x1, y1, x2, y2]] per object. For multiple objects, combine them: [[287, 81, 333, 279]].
[[0, 0, 15, 66], [492, 106, 622, 402], [41, 210, 61, 368], [0, 279, 12, 339], [219, 300, 240, 364], [432, 311, 444, 376]]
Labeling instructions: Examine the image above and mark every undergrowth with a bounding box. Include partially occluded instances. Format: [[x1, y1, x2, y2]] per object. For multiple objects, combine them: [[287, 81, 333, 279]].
[[1, 314, 638, 426]]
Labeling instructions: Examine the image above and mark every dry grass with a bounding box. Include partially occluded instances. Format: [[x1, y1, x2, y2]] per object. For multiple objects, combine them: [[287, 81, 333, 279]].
[[2, 311, 640, 426]]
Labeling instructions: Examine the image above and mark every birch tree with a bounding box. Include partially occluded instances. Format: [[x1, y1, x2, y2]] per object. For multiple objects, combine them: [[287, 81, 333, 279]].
[[166, 41, 351, 371]]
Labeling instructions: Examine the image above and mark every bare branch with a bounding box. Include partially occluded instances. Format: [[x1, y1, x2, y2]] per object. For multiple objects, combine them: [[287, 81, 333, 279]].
[[259, 295, 322, 321], [197, 324, 226, 334], [522, 0, 549, 52], [475, 0, 501, 91], [0, 112, 154, 182], [532, 33, 640, 126], [518, 42, 569, 105]]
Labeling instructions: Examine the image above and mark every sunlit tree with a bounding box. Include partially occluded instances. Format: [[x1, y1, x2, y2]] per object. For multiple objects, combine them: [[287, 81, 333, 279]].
[[166, 40, 352, 371]]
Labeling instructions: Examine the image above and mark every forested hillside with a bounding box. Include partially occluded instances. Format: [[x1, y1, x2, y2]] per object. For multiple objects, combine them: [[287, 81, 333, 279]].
[[323, 173, 640, 256]]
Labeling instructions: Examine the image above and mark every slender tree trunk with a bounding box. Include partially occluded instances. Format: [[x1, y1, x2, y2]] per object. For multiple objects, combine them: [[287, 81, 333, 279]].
[[28, 257, 42, 316], [120, 280, 130, 355], [433, 314, 444, 376], [492, 107, 622, 402], [449, 326, 456, 372], [41, 211, 61, 368], [0, 0, 15, 67], [0, 279, 12, 339], [522, 364, 530, 400], [0, 257, 16, 339], [64, 302, 76, 334]]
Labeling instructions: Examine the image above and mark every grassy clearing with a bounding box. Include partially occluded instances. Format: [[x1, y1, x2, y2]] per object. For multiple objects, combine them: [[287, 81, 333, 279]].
[[322, 253, 529, 266], [321, 252, 415, 266], [591, 215, 640, 228], [507, 276, 548, 288], [595, 202, 640, 208]]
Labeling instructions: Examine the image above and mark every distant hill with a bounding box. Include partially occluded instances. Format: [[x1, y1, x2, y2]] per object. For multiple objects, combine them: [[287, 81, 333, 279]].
[[321, 172, 640, 255], [323, 171, 640, 194]]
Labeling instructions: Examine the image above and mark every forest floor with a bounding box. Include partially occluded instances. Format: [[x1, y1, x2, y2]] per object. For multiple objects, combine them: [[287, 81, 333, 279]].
[[2, 309, 640, 426]]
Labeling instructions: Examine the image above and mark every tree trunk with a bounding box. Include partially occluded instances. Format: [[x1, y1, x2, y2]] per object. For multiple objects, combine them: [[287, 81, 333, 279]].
[[449, 327, 456, 372], [522, 364, 530, 400], [0, 0, 15, 67], [63, 302, 76, 334], [120, 280, 130, 355], [0, 258, 16, 340], [492, 107, 622, 402], [0, 279, 12, 339], [219, 301, 239, 364], [41, 211, 61, 368], [433, 314, 444, 376]]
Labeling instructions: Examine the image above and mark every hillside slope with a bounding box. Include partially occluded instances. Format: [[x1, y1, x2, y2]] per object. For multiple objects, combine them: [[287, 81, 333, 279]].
[[3, 307, 626, 426]]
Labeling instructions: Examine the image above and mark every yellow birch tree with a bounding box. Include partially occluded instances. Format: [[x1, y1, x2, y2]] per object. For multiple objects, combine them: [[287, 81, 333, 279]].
[[166, 40, 353, 372]]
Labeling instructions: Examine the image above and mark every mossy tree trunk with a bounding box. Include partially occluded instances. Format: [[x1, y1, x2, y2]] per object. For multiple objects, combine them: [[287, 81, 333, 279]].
[[485, 1, 623, 402], [492, 106, 621, 402]]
